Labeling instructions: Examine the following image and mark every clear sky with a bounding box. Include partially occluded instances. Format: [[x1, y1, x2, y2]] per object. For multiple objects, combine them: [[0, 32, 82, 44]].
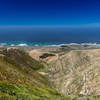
[[0, 0, 100, 26]]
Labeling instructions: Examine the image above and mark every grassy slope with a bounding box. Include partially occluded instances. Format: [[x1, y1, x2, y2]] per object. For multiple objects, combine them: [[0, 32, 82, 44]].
[[0, 82, 67, 100], [0, 48, 67, 100]]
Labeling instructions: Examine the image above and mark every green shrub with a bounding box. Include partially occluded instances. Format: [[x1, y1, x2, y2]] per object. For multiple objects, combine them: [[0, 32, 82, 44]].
[[40, 53, 55, 59], [0, 82, 67, 100]]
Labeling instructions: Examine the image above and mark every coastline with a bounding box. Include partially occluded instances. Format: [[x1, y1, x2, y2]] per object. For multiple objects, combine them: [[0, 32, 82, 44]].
[[0, 41, 100, 47]]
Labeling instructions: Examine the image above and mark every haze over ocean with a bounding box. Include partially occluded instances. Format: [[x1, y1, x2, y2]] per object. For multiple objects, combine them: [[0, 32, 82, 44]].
[[0, 26, 100, 46]]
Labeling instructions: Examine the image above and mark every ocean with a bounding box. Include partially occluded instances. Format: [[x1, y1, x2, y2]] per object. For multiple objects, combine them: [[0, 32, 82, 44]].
[[0, 26, 100, 46]]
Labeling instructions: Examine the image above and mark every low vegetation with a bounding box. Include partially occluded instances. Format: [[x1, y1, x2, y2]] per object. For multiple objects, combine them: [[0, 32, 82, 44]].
[[0, 48, 67, 100], [40, 53, 55, 59], [0, 82, 67, 100]]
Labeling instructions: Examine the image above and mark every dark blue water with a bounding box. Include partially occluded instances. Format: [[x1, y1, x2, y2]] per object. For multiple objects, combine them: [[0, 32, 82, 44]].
[[0, 26, 100, 46]]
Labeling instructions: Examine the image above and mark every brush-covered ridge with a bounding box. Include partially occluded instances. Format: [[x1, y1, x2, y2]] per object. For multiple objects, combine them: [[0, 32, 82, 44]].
[[0, 48, 67, 100]]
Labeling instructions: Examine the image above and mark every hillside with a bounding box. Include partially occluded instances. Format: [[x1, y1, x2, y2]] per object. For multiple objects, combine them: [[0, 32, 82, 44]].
[[1, 47, 100, 100], [0, 47, 66, 100], [29, 46, 100, 100], [42, 49, 100, 95]]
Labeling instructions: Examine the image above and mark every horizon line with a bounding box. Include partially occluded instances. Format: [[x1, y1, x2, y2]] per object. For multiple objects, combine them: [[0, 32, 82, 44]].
[[0, 23, 100, 28]]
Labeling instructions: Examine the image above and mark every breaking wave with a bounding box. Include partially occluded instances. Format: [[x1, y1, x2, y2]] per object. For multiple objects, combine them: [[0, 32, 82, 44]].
[[0, 41, 100, 47]]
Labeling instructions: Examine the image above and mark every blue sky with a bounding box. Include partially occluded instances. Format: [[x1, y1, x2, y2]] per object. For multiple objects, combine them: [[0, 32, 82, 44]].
[[0, 0, 100, 26]]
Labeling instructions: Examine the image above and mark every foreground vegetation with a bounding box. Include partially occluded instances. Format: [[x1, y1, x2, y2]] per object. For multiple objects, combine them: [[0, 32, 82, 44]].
[[0, 82, 67, 100], [0, 48, 67, 100], [0, 82, 100, 100]]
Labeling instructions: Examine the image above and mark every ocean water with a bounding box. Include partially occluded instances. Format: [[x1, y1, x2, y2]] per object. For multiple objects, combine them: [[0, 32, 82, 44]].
[[0, 26, 100, 46]]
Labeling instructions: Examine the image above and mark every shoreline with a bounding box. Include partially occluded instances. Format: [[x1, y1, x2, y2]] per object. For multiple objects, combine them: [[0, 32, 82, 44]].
[[0, 41, 100, 47]]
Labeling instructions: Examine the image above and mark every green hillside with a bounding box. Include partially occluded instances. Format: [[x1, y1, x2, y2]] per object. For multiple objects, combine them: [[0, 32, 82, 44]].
[[0, 48, 66, 100]]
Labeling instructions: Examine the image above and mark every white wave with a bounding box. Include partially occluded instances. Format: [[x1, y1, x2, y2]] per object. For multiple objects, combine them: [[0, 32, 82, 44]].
[[42, 43, 99, 47], [17, 43, 28, 46], [50, 43, 100, 47], [0, 42, 100, 47], [80, 43, 97, 45], [10, 44, 15, 46], [34, 44, 39, 46], [68, 43, 79, 45]]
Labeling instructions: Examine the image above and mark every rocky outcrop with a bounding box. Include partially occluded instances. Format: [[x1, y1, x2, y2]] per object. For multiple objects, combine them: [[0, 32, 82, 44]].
[[44, 49, 100, 95], [29, 48, 100, 95]]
